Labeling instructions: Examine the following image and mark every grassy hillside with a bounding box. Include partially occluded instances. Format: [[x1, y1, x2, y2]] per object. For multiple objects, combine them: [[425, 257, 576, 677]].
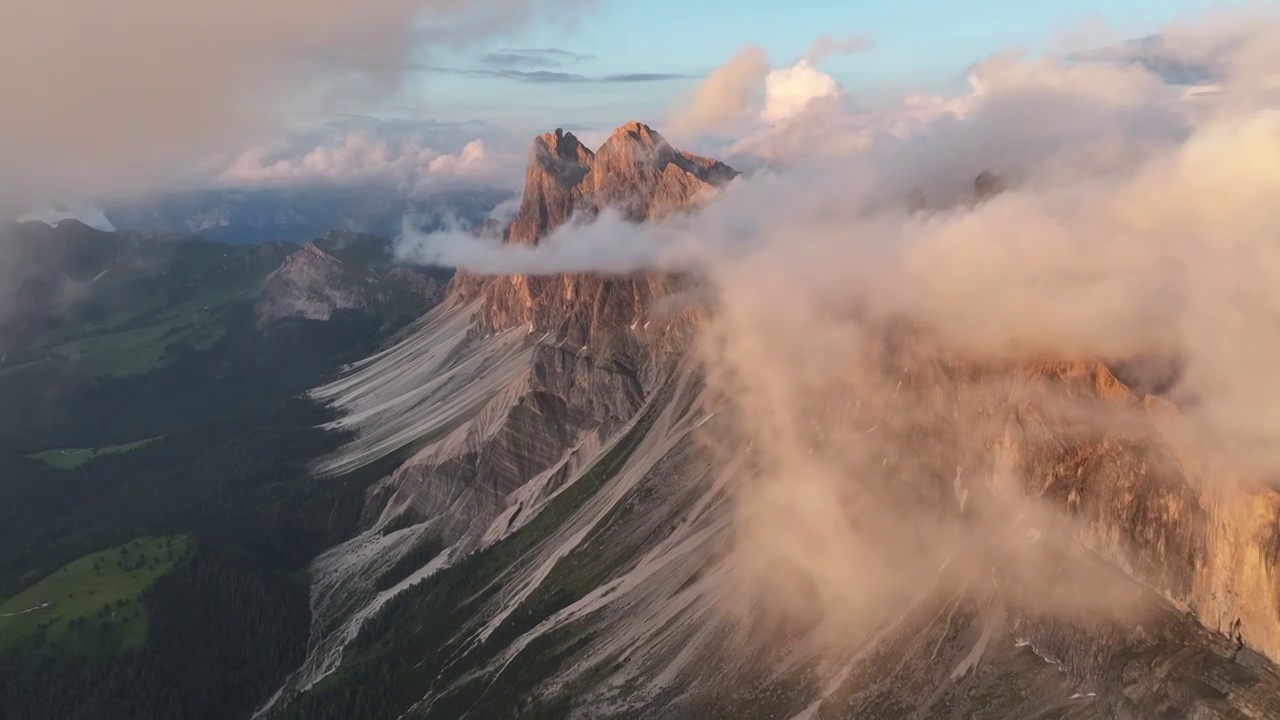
[[0, 224, 289, 377], [0, 536, 188, 656]]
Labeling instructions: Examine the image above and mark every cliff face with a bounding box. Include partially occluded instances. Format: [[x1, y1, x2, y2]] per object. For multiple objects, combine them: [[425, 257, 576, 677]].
[[338, 123, 733, 563], [857, 331, 1280, 669], [452, 121, 736, 346]]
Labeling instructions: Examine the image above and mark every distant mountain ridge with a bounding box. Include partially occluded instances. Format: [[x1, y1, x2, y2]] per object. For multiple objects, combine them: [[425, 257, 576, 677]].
[[103, 185, 513, 245], [0, 221, 448, 379]]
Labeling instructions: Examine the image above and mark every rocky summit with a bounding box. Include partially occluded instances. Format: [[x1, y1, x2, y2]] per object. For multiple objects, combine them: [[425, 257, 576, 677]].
[[257, 232, 446, 324], [452, 122, 736, 346]]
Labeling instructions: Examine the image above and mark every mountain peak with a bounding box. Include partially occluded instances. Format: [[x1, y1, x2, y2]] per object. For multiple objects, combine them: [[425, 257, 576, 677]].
[[534, 127, 591, 165], [591, 122, 737, 222], [607, 120, 662, 146], [508, 129, 595, 247], [503, 122, 736, 246], [455, 121, 737, 343]]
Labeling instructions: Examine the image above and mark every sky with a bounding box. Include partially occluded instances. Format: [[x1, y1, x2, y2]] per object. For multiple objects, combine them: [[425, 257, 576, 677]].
[[0, 0, 1252, 215], [392, 0, 1224, 130]]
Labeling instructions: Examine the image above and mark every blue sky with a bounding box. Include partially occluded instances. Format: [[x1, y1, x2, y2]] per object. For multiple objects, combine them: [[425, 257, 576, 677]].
[[389, 0, 1224, 132]]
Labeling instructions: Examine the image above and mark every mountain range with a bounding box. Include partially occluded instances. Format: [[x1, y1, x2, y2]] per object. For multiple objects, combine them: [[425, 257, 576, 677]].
[[248, 122, 1280, 719], [5, 120, 1280, 720], [101, 185, 512, 245]]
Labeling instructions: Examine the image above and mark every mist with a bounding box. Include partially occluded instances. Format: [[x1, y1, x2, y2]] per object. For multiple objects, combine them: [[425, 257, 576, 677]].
[[393, 11, 1280, 653], [0, 0, 590, 218], [400, 11, 1280, 467]]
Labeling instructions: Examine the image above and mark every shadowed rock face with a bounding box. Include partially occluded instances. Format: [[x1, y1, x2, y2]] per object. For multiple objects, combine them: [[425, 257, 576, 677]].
[[506, 128, 595, 248], [452, 121, 736, 346], [258, 242, 364, 322], [257, 233, 445, 324]]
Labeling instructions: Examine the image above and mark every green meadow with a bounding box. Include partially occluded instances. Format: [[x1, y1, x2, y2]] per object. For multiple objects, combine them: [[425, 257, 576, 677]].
[[0, 535, 189, 656]]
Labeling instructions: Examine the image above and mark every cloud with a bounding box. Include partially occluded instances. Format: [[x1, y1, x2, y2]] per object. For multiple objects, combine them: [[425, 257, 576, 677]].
[[760, 60, 846, 124], [219, 133, 522, 193], [669, 46, 771, 136], [396, 207, 670, 272], [479, 47, 594, 68], [425, 65, 689, 84], [668, 41, 856, 141], [210, 117, 523, 193], [423, 45, 692, 84], [399, 15, 1280, 645], [0, 0, 591, 218], [396, 8, 1280, 491], [802, 34, 875, 63], [667, 33, 872, 140]]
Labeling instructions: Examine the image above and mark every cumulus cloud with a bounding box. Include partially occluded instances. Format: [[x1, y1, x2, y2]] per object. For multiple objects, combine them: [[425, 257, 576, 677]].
[[0, 0, 590, 219], [760, 60, 846, 124], [668, 40, 854, 156], [219, 133, 520, 193], [669, 47, 771, 137]]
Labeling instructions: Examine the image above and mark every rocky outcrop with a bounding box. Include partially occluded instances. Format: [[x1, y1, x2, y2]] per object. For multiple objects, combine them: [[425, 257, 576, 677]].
[[905, 170, 1008, 214], [257, 235, 445, 324], [258, 242, 365, 322], [973, 169, 1007, 201]]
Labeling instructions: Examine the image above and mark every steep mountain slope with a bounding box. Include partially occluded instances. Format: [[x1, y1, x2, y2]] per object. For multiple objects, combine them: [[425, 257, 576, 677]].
[[265, 123, 1280, 719]]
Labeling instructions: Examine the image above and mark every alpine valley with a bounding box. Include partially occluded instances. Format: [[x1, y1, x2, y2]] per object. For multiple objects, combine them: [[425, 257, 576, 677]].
[[6, 120, 1280, 720]]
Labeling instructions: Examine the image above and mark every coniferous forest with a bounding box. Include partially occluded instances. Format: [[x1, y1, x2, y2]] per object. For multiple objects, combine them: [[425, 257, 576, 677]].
[[0, 292, 409, 719]]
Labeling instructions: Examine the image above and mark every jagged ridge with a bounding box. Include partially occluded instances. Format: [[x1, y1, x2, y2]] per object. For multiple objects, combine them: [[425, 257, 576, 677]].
[[452, 121, 737, 345]]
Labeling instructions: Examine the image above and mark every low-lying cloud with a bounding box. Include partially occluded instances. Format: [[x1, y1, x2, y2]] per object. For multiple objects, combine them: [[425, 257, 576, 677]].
[[397, 12, 1280, 657], [220, 134, 520, 193]]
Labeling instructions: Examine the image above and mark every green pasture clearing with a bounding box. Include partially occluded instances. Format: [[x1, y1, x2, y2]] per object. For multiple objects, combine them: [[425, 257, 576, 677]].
[[29, 437, 163, 469], [0, 535, 189, 656]]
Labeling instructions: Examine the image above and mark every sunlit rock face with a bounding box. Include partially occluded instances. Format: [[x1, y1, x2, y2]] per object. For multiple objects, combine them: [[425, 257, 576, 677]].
[[451, 122, 735, 346]]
